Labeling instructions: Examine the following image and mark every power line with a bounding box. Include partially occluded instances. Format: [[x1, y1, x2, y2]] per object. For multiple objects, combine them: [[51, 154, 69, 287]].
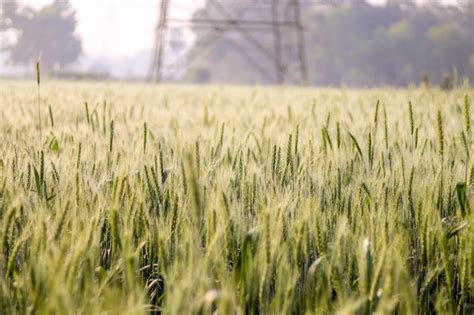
[[149, 0, 310, 84]]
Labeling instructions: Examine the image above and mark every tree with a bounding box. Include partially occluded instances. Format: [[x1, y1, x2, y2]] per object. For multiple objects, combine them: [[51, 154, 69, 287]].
[[2, 0, 82, 71], [185, 0, 474, 86]]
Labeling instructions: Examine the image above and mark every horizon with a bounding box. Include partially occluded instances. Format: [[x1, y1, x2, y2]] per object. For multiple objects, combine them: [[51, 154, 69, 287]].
[[1, 0, 469, 83]]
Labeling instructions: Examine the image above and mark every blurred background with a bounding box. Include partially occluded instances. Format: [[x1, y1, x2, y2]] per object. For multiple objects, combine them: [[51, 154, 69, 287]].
[[0, 0, 473, 87]]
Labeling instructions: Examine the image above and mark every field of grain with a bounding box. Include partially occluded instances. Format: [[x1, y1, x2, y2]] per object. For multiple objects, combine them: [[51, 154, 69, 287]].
[[0, 80, 473, 314]]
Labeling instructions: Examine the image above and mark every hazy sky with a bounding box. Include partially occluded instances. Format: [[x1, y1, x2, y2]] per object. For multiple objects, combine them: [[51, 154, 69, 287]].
[[20, 0, 203, 59], [18, 0, 456, 60]]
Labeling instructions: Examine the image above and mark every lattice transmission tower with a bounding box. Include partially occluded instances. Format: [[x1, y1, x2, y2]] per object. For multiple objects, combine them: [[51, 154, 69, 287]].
[[149, 0, 309, 85]]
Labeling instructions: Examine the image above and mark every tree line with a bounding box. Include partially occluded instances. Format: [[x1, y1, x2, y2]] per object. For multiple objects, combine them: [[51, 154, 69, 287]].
[[186, 0, 474, 87], [1, 0, 473, 86]]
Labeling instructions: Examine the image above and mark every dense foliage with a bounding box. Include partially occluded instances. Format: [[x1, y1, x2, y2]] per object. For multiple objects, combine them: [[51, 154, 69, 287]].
[[187, 0, 474, 86], [0, 0, 82, 71]]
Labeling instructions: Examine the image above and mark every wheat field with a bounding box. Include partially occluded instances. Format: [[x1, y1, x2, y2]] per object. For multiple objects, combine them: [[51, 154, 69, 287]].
[[0, 80, 473, 314]]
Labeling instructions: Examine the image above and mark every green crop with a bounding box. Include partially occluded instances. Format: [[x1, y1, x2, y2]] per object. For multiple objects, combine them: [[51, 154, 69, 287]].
[[0, 80, 472, 314]]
